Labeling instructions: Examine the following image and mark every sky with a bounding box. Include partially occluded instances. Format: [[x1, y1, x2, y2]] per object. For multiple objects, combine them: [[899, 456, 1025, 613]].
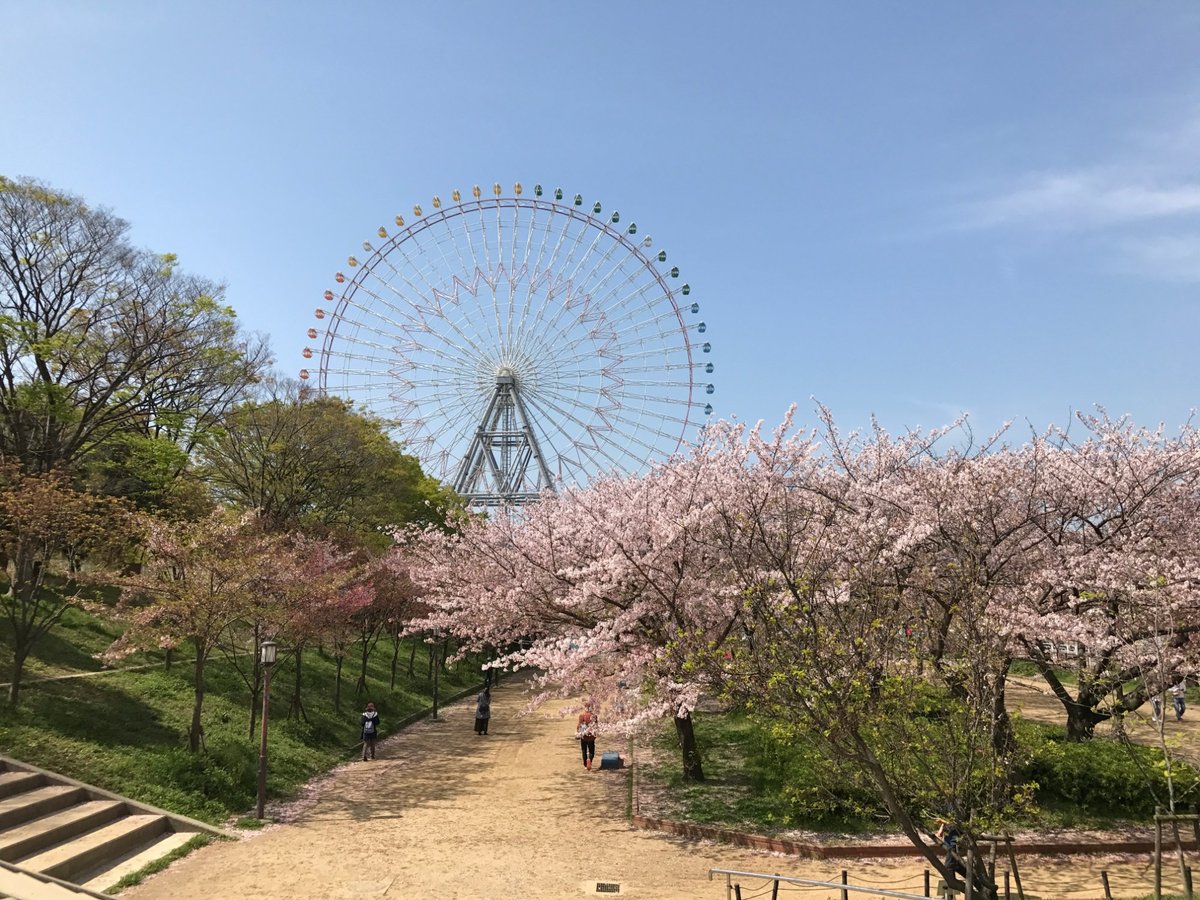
[[3, 2, 1200, 469]]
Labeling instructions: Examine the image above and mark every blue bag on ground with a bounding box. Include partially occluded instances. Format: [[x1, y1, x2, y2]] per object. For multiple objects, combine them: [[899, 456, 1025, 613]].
[[599, 751, 621, 770]]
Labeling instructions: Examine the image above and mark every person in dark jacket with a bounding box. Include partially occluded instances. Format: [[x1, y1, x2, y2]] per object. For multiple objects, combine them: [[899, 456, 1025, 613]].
[[474, 688, 491, 735], [361, 702, 380, 760]]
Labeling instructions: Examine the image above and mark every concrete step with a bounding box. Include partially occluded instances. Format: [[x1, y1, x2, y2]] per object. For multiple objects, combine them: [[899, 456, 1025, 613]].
[[0, 774, 43, 801], [80, 831, 196, 892], [20, 815, 168, 883], [0, 790, 84, 832], [0, 802, 127, 863], [0, 866, 88, 899]]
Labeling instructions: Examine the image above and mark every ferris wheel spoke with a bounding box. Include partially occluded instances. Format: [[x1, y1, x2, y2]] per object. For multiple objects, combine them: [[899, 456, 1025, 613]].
[[523, 383, 669, 470], [372, 230, 497, 363], [520, 389, 631, 478], [332, 310, 478, 372], [363, 266, 500, 367], [569, 235, 652, 326], [343, 285, 438, 338], [532, 239, 630, 350], [440, 217, 510, 363], [518, 211, 567, 354], [513, 205, 547, 347], [522, 204, 583, 344]]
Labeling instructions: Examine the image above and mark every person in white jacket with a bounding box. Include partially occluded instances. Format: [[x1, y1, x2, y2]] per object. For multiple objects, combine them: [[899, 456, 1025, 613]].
[[1171, 682, 1187, 722]]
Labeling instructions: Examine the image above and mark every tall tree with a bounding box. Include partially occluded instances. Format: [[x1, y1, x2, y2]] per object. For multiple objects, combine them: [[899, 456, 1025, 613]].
[[0, 176, 270, 474], [199, 380, 457, 544]]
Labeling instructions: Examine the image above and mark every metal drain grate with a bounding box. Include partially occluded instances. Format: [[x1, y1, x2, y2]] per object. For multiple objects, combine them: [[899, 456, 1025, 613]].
[[595, 883, 620, 893]]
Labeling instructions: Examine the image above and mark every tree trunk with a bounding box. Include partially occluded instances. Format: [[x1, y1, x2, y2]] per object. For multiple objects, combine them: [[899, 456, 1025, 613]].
[[188, 649, 206, 753], [287, 646, 308, 722], [334, 656, 344, 713], [991, 663, 1014, 755], [1025, 638, 1108, 741], [247, 645, 263, 740], [248, 683, 261, 741], [674, 712, 705, 782], [390, 635, 401, 690], [1065, 701, 1109, 741], [164, 647, 173, 671], [356, 638, 370, 696], [7, 649, 28, 706], [408, 641, 417, 677]]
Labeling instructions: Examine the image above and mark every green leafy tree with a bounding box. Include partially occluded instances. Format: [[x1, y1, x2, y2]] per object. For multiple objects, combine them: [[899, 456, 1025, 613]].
[[199, 379, 458, 545], [0, 176, 270, 475]]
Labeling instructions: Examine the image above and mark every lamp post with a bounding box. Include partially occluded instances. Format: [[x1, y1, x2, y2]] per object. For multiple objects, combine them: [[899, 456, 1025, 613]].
[[255, 639, 277, 820]]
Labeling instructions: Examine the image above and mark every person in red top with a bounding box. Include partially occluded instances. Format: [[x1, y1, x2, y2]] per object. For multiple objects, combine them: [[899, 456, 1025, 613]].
[[576, 709, 598, 770]]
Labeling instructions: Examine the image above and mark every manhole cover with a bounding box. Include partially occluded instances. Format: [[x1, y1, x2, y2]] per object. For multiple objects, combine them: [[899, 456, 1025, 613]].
[[596, 884, 620, 894]]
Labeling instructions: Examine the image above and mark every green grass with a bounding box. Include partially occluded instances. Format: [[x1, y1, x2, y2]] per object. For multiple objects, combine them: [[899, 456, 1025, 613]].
[[107, 833, 214, 893], [0, 612, 484, 824], [233, 816, 269, 829], [0, 604, 161, 683], [641, 709, 1200, 837], [643, 711, 882, 833]]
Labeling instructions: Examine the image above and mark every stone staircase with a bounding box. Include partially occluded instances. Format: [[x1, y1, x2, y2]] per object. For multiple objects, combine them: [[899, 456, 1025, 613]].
[[0, 756, 232, 897]]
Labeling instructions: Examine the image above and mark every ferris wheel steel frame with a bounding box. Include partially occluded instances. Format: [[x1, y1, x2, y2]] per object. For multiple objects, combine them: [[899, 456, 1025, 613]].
[[305, 187, 713, 507]]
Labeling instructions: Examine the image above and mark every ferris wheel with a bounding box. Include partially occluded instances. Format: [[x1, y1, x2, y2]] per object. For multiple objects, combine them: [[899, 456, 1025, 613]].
[[301, 182, 713, 506]]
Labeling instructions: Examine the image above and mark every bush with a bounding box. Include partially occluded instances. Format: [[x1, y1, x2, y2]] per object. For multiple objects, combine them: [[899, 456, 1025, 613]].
[[1019, 721, 1199, 818]]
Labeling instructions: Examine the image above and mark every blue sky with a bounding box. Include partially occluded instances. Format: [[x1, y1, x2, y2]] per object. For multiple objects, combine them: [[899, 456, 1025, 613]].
[[3, 2, 1200, 457]]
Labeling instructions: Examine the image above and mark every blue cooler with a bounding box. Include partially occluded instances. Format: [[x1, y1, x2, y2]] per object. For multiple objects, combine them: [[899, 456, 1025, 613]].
[[599, 751, 621, 770]]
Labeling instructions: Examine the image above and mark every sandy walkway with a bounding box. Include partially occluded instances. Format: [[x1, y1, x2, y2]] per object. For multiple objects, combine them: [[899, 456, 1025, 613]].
[[124, 680, 1179, 900]]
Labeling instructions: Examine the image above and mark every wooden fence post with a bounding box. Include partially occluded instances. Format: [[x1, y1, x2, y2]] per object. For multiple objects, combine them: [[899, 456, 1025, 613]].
[[1155, 808, 1163, 900], [840, 869, 848, 900], [1101, 869, 1112, 900]]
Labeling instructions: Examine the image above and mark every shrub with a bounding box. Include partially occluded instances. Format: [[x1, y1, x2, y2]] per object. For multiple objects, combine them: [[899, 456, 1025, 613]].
[[1019, 721, 1198, 817]]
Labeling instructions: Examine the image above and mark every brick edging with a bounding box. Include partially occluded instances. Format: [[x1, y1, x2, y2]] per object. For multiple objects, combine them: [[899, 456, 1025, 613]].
[[630, 815, 1192, 859]]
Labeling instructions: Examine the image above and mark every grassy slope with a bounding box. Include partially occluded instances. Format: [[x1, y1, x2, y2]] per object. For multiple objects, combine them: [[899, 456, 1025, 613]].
[[0, 614, 481, 824]]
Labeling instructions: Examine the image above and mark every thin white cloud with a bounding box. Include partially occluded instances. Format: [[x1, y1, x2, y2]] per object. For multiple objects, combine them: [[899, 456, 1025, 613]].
[[960, 169, 1200, 231], [950, 103, 1200, 235], [1119, 233, 1200, 283]]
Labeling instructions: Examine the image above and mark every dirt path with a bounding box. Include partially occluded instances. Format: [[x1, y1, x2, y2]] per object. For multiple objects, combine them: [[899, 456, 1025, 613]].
[[125, 680, 1177, 900]]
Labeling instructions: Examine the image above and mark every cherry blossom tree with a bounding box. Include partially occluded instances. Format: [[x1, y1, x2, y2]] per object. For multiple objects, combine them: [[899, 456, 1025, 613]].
[[401, 444, 740, 781], [995, 412, 1200, 738], [270, 535, 366, 721], [106, 510, 291, 751], [0, 465, 135, 703]]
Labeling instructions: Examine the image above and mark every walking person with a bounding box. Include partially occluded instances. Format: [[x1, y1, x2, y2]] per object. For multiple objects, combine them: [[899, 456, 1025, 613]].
[[576, 708, 597, 771], [935, 820, 967, 880], [474, 687, 491, 735], [360, 701, 380, 760], [1172, 681, 1187, 721]]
